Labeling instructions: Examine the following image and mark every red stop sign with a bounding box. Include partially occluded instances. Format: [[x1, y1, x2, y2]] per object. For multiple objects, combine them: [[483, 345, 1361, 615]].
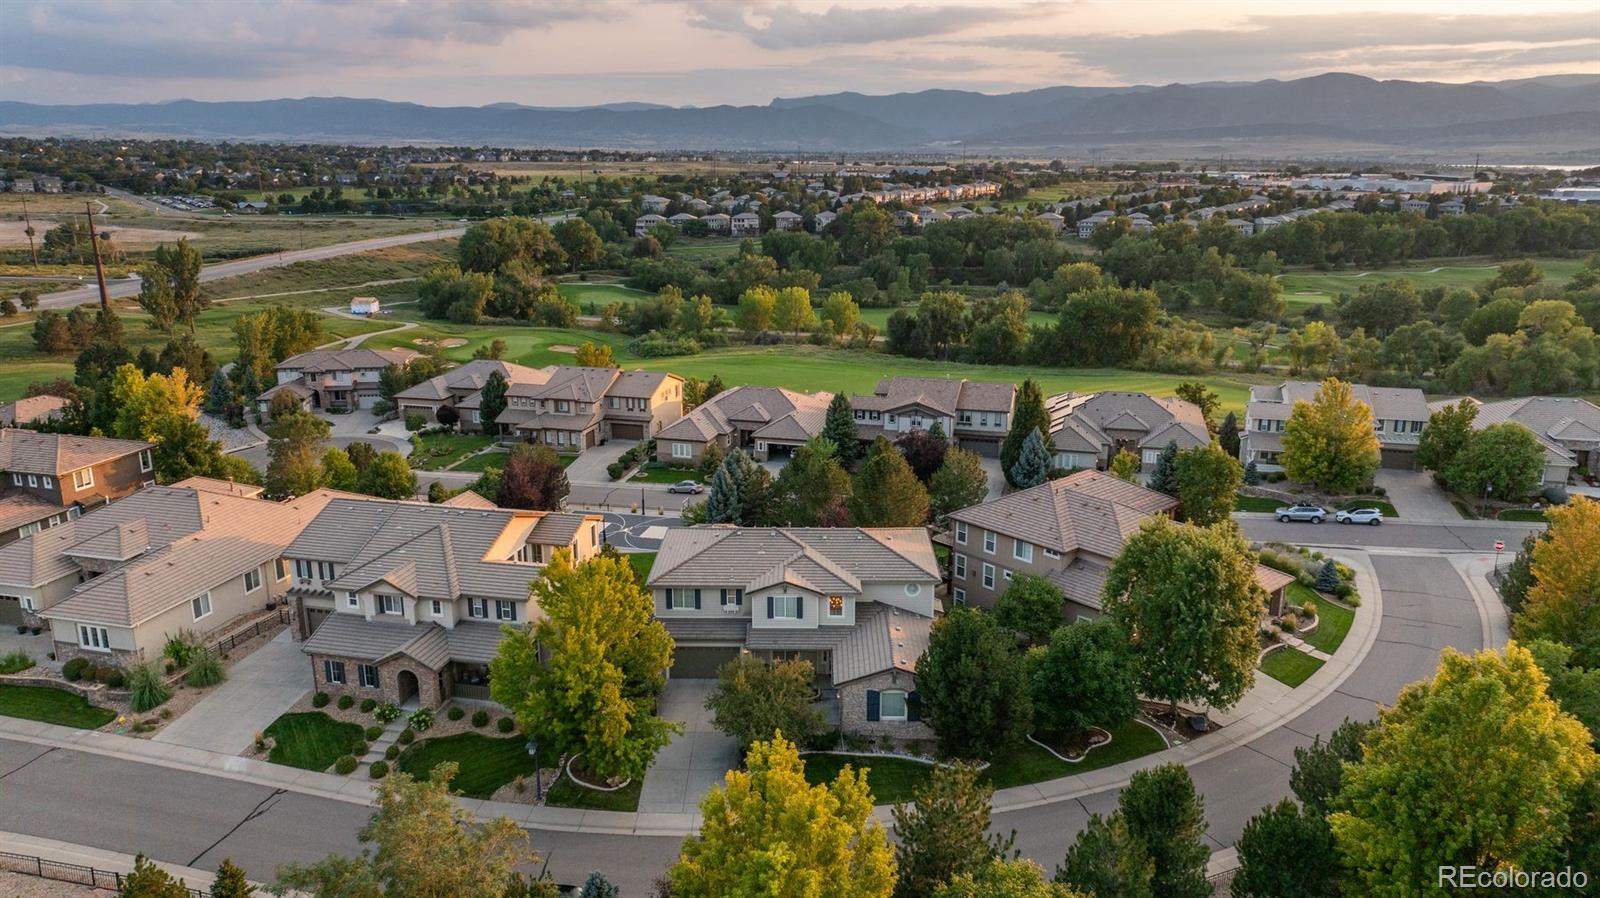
[[1494, 540, 1505, 551]]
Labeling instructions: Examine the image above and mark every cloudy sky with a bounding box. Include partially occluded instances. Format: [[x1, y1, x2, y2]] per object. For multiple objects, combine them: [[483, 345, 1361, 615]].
[[5, 0, 1598, 107]]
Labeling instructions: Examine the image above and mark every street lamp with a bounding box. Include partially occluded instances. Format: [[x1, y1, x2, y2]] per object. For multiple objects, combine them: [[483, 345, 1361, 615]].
[[526, 738, 543, 801]]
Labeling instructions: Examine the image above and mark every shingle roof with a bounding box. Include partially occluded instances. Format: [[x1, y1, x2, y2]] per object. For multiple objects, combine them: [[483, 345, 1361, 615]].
[[0, 429, 150, 476], [649, 527, 939, 591], [275, 347, 416, 373], [0, 395, 70, 427], [947, 470, 1178, 558]]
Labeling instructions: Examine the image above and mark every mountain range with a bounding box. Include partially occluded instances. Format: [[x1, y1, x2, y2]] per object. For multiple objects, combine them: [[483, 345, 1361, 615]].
[[2, 73, 1597, 159]]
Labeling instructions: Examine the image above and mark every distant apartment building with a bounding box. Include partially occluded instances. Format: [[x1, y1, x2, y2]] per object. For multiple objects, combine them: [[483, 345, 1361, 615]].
[[634, 213, 666, 236], [1241, 380, 1429, 470]]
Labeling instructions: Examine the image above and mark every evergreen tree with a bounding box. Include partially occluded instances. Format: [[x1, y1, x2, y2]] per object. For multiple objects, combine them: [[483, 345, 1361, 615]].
[[774, 437, 852, 526], [1290, 718, 1375, 817], [478, 370, 509, 432], [1218, 411, 1241, 458], [1001, 379, 1049, 486], [1054, 813, 1153, 898], [1117, 764, 1210, 898], [1009, 429, 1051, 489], [1148, 441, 1180, 497], [1314, 559, 1341, 593], [1231, 800, 1339, 898], [849, 436, 930, 527], [579, 871, 620, 898], [1498, 530, 1545, 613], [823, 393, 861, 467], [892, 762, 1017, 898], [705, 450, 746, 524], [1243, 459, 1261, 485], [119, 855, 190, 898], [210, 858, 254, 898], [916, 606, 1032, 759]]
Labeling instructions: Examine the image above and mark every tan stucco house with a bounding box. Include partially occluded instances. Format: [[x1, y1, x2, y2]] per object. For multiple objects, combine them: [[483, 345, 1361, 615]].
[[257, 347, 419, 414], [1242, 380, 1428, 471], [494, 366, 685, 453], [655, 385, 832, 465], [850, 376, 1016, 457], [1045, 391, 1210, 473]]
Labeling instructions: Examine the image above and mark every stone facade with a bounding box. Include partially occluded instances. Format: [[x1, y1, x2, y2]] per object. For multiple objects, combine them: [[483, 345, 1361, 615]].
[[838, 668, 933, 740], [309, 651, 445, 709], [50, 641, 140, 668]]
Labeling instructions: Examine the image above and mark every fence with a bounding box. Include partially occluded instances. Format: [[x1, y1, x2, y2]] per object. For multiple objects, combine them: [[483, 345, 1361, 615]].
[[209, 606, 292, 657], [0, 849, 209, 897]]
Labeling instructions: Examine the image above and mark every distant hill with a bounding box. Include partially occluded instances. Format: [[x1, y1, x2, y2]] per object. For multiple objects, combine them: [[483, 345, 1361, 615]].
[[2, 74, 1597, 158]]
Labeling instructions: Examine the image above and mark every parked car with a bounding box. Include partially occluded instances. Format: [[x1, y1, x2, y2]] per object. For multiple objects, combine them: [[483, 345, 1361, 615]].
[[1336, 507, 1384, 525], [1276, 504, 1327, 523], [668, 480, 705, 494]]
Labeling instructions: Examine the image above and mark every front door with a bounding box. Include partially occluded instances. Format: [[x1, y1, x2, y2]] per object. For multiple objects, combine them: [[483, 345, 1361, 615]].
[[397, 669, 420, 705]]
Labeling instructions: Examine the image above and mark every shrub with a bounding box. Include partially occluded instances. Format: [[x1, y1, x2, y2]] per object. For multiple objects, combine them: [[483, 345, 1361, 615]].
[[334, 755, 358, 775], [0, 651, 34, 675], [472, 709, 490, 728], [162, 632, 200, 669], [1314, 560, 1341, 593], [408, 707, 434, 732], [496, 716, 515, 733], [351, 739, 368, 756], [373, 702, 401, 723], [369, 760, 389, 779], [93, 665, 113, 684], [1301, 599, 1317, 620], [312, 692, 331, 708], [127, 663, 171, 712], [337, 694, 355, 710], [103, 668, 127, 689], [184, 651, 225, 688], [360, 698, 377, 713], [1280, 613, 1300, 632], [385, 744, 399, 761], [404, 413, 425, 432], [364, 725, 382, 741], [62, 657, 88, 681], [607, 462, 626, 480], [447, 705, 465, 721]]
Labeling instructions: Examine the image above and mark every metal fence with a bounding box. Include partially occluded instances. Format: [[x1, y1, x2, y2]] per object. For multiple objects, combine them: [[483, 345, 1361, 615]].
[[210, 606, 291, 656], [0, 850, 209, 897]]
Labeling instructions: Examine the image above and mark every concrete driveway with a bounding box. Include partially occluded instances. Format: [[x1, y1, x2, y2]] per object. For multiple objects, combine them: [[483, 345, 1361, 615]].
[[638, 679, 740, 815], [1375, 469, 1459, 523], [0, 628, 57, 671], [153, 630, 311, 755]]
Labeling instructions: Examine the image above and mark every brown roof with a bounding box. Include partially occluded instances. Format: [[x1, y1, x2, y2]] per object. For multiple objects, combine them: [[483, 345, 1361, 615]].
[[0, 492, 67, 535], [275, 347, 417, 373], [657, 386, 831, 444], [947, 470, 1178, 558], [170, 476, 265, 499], [649, 526, 939, 591], [0, 395, 70, 427], [0, 429, 150, 476], [1254, 564, 1296, 594]]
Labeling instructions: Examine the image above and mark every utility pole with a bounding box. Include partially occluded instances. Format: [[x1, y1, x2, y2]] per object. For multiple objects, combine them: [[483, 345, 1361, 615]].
[[20, 196, 38, 267], [84, 201, 111, 312]]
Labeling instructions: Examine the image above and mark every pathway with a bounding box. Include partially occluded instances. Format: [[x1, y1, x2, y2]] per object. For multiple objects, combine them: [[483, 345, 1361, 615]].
[[153, 630, 309, 755], [356, 715, 408, 776], [638, 679, 739, 816]]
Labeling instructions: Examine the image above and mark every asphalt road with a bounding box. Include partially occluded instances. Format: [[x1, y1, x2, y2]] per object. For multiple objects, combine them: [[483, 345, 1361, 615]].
[[33, 225, 466, 311], [1237, 516, 1542, 552]]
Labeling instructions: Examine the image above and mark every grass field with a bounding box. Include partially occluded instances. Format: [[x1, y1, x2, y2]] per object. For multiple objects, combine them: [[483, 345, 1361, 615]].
[[361, 324, 613, 369], [199, 241, 454, 301], [1278, 256, 1589, 307], [410, 433, 496, 471], [264, 711, 364, 772], [557, 282, 652, 310], [1497, 508, 1549, 522], [631, 462, 698, 484], [0, 684, 116, 729], [398, 733, 543, 799], [666, 238, 744, 260], [545, 774, 642, 811], [802, 753, 933, 805], [625, 552, 656, 584], [1260, 646, 1324, 687], [447, 448, 509, 473], [1235, 495, 1282, 513], [1295, 584, 1356, 656]]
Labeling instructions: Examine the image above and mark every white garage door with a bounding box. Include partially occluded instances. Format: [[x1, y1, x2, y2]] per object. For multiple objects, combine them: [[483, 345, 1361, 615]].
[[357, 394, 380, 410]]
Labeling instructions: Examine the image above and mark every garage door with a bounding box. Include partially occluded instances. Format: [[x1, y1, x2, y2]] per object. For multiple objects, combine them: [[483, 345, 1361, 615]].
[[1380, 448, 1416, 470], [0, 595, 22, 627], [672, 646, 740, 679], [304, 607, 333, 635], [358, 394, 380, 410], [959, 436, 1002, 458], [611, 422, 646, 440]]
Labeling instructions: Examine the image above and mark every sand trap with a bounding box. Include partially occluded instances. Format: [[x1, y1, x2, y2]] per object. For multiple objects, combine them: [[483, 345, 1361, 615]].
[[0, 219, 202, 247], [549, 344, 579, 354], [412, 337, 468, 348]]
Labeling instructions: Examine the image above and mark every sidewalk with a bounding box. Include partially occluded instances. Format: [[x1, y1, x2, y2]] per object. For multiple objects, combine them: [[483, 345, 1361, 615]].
[[0, 830, 275, 895]]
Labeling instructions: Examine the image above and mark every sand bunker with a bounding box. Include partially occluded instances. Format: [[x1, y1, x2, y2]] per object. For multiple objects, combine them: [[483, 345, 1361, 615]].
[[412, 337, 469, 349], [549, 344, 579, 354]]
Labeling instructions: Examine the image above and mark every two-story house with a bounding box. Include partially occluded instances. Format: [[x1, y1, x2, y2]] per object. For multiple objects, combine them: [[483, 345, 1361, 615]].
[[292, 497, 604, 707], [654, 385, 832, 465], [850, 377, 1016, 457], [647, 526, 941, 738], [1241, 380, 1429, 471], [1045, 391, 1210, 473], [257, 347, 419, 414], [0, 479, 338, 661], [393, 359, 548, 431], [0, 429, 155, 548], [1428, 396, 1600, 487], [494, 366, 685, 453]]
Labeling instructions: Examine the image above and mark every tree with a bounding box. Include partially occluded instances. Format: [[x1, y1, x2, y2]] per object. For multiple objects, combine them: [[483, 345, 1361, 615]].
[[1514, 497, 1600, 666], [150, 414, 229, 485], [1001, 380, 1049, 486], [1173, 442, 1243, 526], [18, 288, 38, 311], [1108, 449, 1141, 482], [575, 341, 615, 368], [136, 239, 206, 333], [264, 411, 329, 499], [0, 298, 15, 317], [496, 444, 570, 511], [1280, 377, 1380, 494], [1054, 813, 1153, 898], [703, 448, 772, 526], [1230, 800, 1339, 898], [1527, 639, 1600, 747], [1147, 441, 1180, 497], [210, 858, 254, 898], [553, 218, 605, 270], [1027, 618, 1137, 738], [1118, 764, 1210, 898], [345, 441, 378, 474], [472, 338, 508, 360], [1103, 518, 1262, 720], [705, 655, 825, 749], [1218, 411, 1240, 458], [995, 574, 1065, 646], [120, 854, 190, 898], [107, 364, 203, 442], [916, 606, 1032, 759], [772, 286, 816, 335], [934, 859, 1084, 898], [1174, 382, 1219, 430], [896, 427, 948, 482], [1415, 399, 1478, 474], [929, 447, 988, 524], [773, 437, 851, 527], [735, 285, 776, 334], [669, 734, 894, 898], [1009, 429, 1051, 489], [1444, 422, 1546, 503], [490, 552, 677, 783], [849, 436, 930, 527], [892, 762, 1016, 898], [822, 393, 861, 466], [457, 216, 565, 274], [1290, 718, 1376, 817], [578, 871, 620, 898], [435, 404, 460, 430], [320, 447, 358, 491], [1330, 644, 1599, 896], [819, 290, 860, 343], [358, 451, 418, 500], [273, 762, 530, 898], [479, 370, 509, 433], [32, 310, 74, 353]]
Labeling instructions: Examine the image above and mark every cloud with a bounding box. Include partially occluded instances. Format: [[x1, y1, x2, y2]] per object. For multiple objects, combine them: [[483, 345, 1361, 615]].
[[686, 1, 1029, 49]]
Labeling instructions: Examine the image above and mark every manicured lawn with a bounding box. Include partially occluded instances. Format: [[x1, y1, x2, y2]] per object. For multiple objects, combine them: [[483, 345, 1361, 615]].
[[631, 463, 700, 484], [362, 325, 629, 369], [264, 712, 365, 772], [803, 753, 933, 805], [1277, 256, 1587, 306], [398, 733, 542, 799], [447, 448, 509, 472], [1337, 499, 1399, 517], [1260, 646, 1325, 687], [0, 685, 116, 729], [410, 433, 496, 471], [1497, 508, 1548, 522], [1235, 495, 1281, 513], [557, 282, 652, 309], [626, 552, 657, 584], [665, 238, 743, 260], [545, 774, 642, 811], [1296, 585, 1356, 656]]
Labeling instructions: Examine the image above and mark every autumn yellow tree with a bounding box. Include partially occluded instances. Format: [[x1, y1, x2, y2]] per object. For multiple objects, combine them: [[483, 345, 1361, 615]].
[[1279, 377, 1379, 494], [1514, 496, 1600, 666], [670, 733, 895, 898], [108, 363, 204, 442], [574, 341, 615, 368]]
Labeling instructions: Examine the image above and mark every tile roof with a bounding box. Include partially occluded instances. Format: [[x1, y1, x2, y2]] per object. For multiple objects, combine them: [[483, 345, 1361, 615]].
[[608, 369, 679, 399], [275, 347, 417, 373], [649, 527, 939, 591], [1249, 381, 1428, 445], [0, 492, 67, 535], [1446, 396, 1600, 456], [393, 360, 550, 402], [0, 395, 70, 427], [1045, 391, 1209, 454], [852, 377, 1015, 417], [657, 386, 831, 444], [947, 470, 1178, 558], [169, 476, 265, 499], [0, 486, 214, 588], [0, 429, 150, 476]]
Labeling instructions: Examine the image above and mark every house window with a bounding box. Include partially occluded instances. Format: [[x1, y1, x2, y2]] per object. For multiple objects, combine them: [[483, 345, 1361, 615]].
[[9, 474, 21, 486], [953, 587, 966, 604], [1013, 542, 1033, 563], [1256, 418, 1269, 431], [1142, 450, 1159, 465], [378, 595, 402, 615], [720, 588, 744, 609], [139, 450, 153, 473], [954, 522, 967, 544], [27, 474, 37, 487], [431, 600, 442, 616], [469, 598, 489, 619], [983, 530, 996, 554], [358, 664, 379, 688], [669, 588, 697, 610], [1374, 419, 1385, 432], [879, 690, 909, 721], [1043, 548, 1061, 559], [769, 595, 800, 620], [317, 562, 336, 580], [958, 411, 972, 425], [78, 625, 110, 651], [953, 553, 967, 580], [672, 442, 692, 459], [295, 560, 313, 579], [191, 592, 212, 621], [1411, 420, 1423, 434], [43, 476, 52, 488], [347, 593, 359, 608], [72, 468, 94, 490], [1004, 569, 1014, 582], [275, 559, 288, 580], [828, 595, 844, 617], [323, 660, 345, 685], [905, 583, 922, 597], [495, 601, 518, 622], [243, 569, 261, 593], [982, 563, 995, 589]]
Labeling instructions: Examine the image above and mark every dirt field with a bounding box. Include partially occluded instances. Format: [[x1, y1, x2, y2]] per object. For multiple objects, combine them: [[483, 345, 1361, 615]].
[[0, 219, 202, 247]]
